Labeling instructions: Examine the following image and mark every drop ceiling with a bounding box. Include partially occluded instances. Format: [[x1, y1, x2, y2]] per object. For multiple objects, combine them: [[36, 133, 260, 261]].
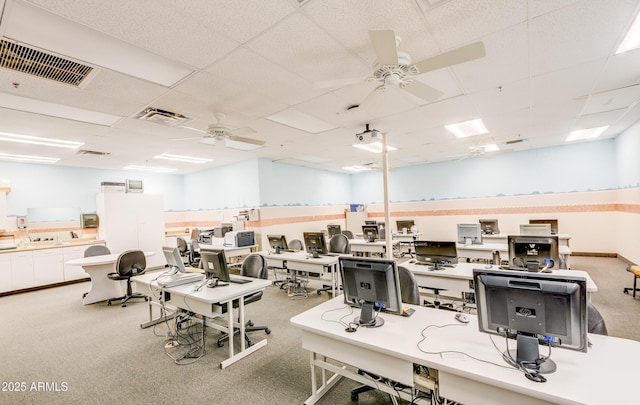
[[0, 0, 639, 174]]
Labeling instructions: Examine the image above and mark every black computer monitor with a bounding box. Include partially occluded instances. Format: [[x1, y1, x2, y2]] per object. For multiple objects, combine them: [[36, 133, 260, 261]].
[[340, 256, 403, 328], [200, 249, 231, 282], [508, 235, 560, 271], [362, 225, 379, 242], [457, 223, 482, 244], [413, 240, 458, 269], [364, 220, 377, 225], [267, 234, 288, 252], [396, 219, 415, 234], [479, 219, 500, 235], [529, 219, 559, 235], [327, 224, 341, 237], [473, 268, 587, 376], [163, 246, 186, 273], [303, 232, 327, 257]]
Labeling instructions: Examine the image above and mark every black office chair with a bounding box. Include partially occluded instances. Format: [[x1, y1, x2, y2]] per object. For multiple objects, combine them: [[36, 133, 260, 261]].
[[176, 237, 190, 264], [587, 302, 608, 335], [82, 245, 111, 299], [189, 239, 201, 266], [107, 250, 147, 307], [218, 254, 271, 347], [350, 266, 418, 403], [317, 234, 350, 295], [341, 230, 354, 239]]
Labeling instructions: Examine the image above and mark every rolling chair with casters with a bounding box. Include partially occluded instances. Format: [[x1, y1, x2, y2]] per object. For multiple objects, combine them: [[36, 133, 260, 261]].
[[623, 265, 640, 298], [350, 266, 418, 403], [218, 254, 271, 347], [189, 239, 201, 266], [176, 237, 190, 264], [288, 238, 303, 251], [106, 250, 148, 307], [341, 230, 354, 239], [82, 245, 111, 299], [587, 302, 608, 335], [317, 234, 350, 295], [274, 238, 304, 287]]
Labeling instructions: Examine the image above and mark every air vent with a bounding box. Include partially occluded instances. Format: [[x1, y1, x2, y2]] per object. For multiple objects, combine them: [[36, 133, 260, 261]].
[[134, 107, 190, 126], [505, 139, 526, 145], [0, 39, 94, 86], [77, 149, 110, 157]]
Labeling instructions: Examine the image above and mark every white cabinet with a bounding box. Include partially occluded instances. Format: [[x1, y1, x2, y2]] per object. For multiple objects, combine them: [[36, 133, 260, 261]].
[[0, 254, 11, 293], [97, 193, 165, 268], [10, 251, 34, 290], [33, 249, 64, 286]]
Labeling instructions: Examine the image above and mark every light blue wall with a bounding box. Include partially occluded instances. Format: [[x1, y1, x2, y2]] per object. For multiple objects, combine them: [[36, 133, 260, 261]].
[[350, 140, 618, 203], [615, 123, 640, 188], [256, 159, 351, 206]]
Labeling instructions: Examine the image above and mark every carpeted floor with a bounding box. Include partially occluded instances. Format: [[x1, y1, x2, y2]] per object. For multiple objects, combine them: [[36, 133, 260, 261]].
[[0, 255, 637, 405]]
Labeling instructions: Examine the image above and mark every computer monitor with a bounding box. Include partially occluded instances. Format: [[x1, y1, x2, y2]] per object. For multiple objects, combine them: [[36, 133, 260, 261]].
[[413, 240, 458, 269], [327, 224, 341, 238], [340, 256, 403, 328], [396, 219, 415, 234], [200, 249, 231, 282], [479, 219, 500, 235], [163, 246, 187, 273], [364, 220, 377, 225], [508, 235, 560, 271], [267, 234, 288, 252], [473, 268, 587, 376], [529, 219, 559, 235], [457, 223, 482, 245], [362, 225, 379, 242], [520, 223, 552, 236], [303, 232, 328, 257]]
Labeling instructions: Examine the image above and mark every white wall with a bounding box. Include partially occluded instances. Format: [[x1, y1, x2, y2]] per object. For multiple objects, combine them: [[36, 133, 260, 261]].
[[615, 122, 640, 188]]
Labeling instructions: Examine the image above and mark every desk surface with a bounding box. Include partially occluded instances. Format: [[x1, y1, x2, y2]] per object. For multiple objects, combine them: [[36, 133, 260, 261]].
[[291, 296, 638, 405], [65, 251, 155, 266], [260, 249, 341, 265]]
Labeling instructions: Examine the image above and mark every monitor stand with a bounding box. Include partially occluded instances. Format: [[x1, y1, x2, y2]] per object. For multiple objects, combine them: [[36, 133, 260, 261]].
[[355, 301, 384, 328], [503, 334, 557, 374]]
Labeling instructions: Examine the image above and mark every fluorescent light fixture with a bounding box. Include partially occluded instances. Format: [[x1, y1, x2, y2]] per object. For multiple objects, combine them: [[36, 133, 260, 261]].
[[480, 143, 499, 152], [296, 155, 331, 163], [2, 0, 193, 86], [617, 11, 640, 54], [0, 93, 121, 126], [224, 138, 263, 151], [124, 165, 176, 173], [445, 118, 488, 138], [352, 142, 397, 153], [342, 165, 372, 172], [153, 153, 212, 164], [565, 126, 609, 142], [0, 153, 59, 163], [0, 131, 83, 148], [266, 108, 336, 133]]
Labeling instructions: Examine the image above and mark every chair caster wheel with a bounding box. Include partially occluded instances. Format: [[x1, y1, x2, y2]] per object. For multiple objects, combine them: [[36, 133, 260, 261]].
[[247, 320, 254, 327], [82, 293, 88, 298], [265, 328, 271, 335], [351, 393, 359, 401], [317, 291, 322, 295], [121, 304, 127, 307], [217, 341, 225, 347], [624, 289, 629, 294], [107, 302, 112, 306]]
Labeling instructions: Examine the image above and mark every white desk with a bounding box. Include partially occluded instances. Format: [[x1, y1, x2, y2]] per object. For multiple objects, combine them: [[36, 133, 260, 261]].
[[261, 250, 341, 297], [456, 242, 572, 268], [392, 232, 422, 244], [65, 251, 155, 305], [483, 233, 571, 247], [132, 271, 271, 368], [349, 239, 399, 256], [291, 296, 639, 405]]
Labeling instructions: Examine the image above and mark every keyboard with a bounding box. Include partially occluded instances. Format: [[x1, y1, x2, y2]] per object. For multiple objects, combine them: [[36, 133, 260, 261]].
[[156, 273, 204, 288]]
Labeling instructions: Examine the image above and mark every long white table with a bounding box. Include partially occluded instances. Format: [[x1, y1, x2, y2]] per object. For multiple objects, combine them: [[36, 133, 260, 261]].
[[349, 238, 399, 256], [132, 271, 271, 368], [456, 242, 572, 268], [483, 233, 571, 247], [65, 251, 155, 305], [261, 250, 341, 297], [291, 296, 639, 405]]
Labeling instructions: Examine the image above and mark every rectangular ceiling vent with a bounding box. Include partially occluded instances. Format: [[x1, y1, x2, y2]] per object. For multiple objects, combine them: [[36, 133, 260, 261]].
[[505, 138, 526, 145], [77, 149, 111, 157], [0, 39, 94, 87], [133, 107, 190, 126]]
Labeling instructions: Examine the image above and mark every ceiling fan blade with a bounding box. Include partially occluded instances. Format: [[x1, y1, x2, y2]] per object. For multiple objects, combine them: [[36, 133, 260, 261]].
[[313, 77, 366, 89], [229, 126, 257, 136], [171, 135, 203, 141], [228, 135, 265, 146], [411, 41, 486, 74], [369, 29, 398, 66], [402, 80, 444, 103], [353, 85, 385, 112]]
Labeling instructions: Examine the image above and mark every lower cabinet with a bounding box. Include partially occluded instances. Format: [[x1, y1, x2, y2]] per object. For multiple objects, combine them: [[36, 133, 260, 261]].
[[33, 248, 64, 286], [0, 253, 11, 293], [10, 251, 34, 290]]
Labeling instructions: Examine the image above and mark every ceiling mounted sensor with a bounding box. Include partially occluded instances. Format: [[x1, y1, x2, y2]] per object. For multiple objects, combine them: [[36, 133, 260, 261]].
[[174, 113, 264, 151], [314, 29, 485, 111]]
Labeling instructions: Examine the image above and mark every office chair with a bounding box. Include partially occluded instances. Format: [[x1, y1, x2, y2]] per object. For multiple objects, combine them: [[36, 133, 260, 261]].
[[317, 234, 350, 295], [341, 230, 354, 239], [350, 266, 418, 403], [82, 245, 111, 298], [176, 237, 190, 264], [189, 239, 201, 266], [218, 254, 271, 347], [587, 302, 608, 335], [623, 265, 640, 298], [288, 239, 303, 251], [107, 250, 147, 307]]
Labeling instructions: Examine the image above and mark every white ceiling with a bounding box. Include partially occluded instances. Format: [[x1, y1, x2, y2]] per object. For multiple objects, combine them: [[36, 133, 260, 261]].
[[0, 0, 639, 174]]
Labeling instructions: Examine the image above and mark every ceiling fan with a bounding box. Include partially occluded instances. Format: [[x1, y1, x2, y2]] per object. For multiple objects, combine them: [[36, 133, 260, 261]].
[[315, 29, 486, 111], [175, 113, 264, 150]]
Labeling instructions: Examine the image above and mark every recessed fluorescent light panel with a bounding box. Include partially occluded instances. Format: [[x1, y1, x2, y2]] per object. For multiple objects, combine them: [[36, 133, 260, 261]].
[[266, 108, 336, 133], [342, 165, 372, 172], [0, 153, 59, 163], [0, 131, 83, 148], [565, 126, 609, 142], [445, 118, 488, 138], [617, 11, 640, 54], [224, 138, 263, 151], [153, 153, 212, 164], [352, 143, 397, 153], [2, 0, 193, 87], [124, 165, 176, 173], [296, 155, 331, 163], [480, 143, 499, 152]]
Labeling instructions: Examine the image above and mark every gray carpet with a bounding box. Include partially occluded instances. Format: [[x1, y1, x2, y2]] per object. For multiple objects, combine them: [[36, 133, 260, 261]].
[[1, 256, 637, 405]]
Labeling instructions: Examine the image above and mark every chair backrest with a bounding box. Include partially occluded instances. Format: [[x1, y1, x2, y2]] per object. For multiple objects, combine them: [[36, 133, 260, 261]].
[[329, 234, 350, 254], [241, 253, 268, 279], [176, 237, 188, 254], [587, 302, 608, 335], [341, 230, 354, 239], [398, 266, 420, 305], [116, 250, 146, 277], [84, 245, 111, 257], [289, 239, 303, 251]]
